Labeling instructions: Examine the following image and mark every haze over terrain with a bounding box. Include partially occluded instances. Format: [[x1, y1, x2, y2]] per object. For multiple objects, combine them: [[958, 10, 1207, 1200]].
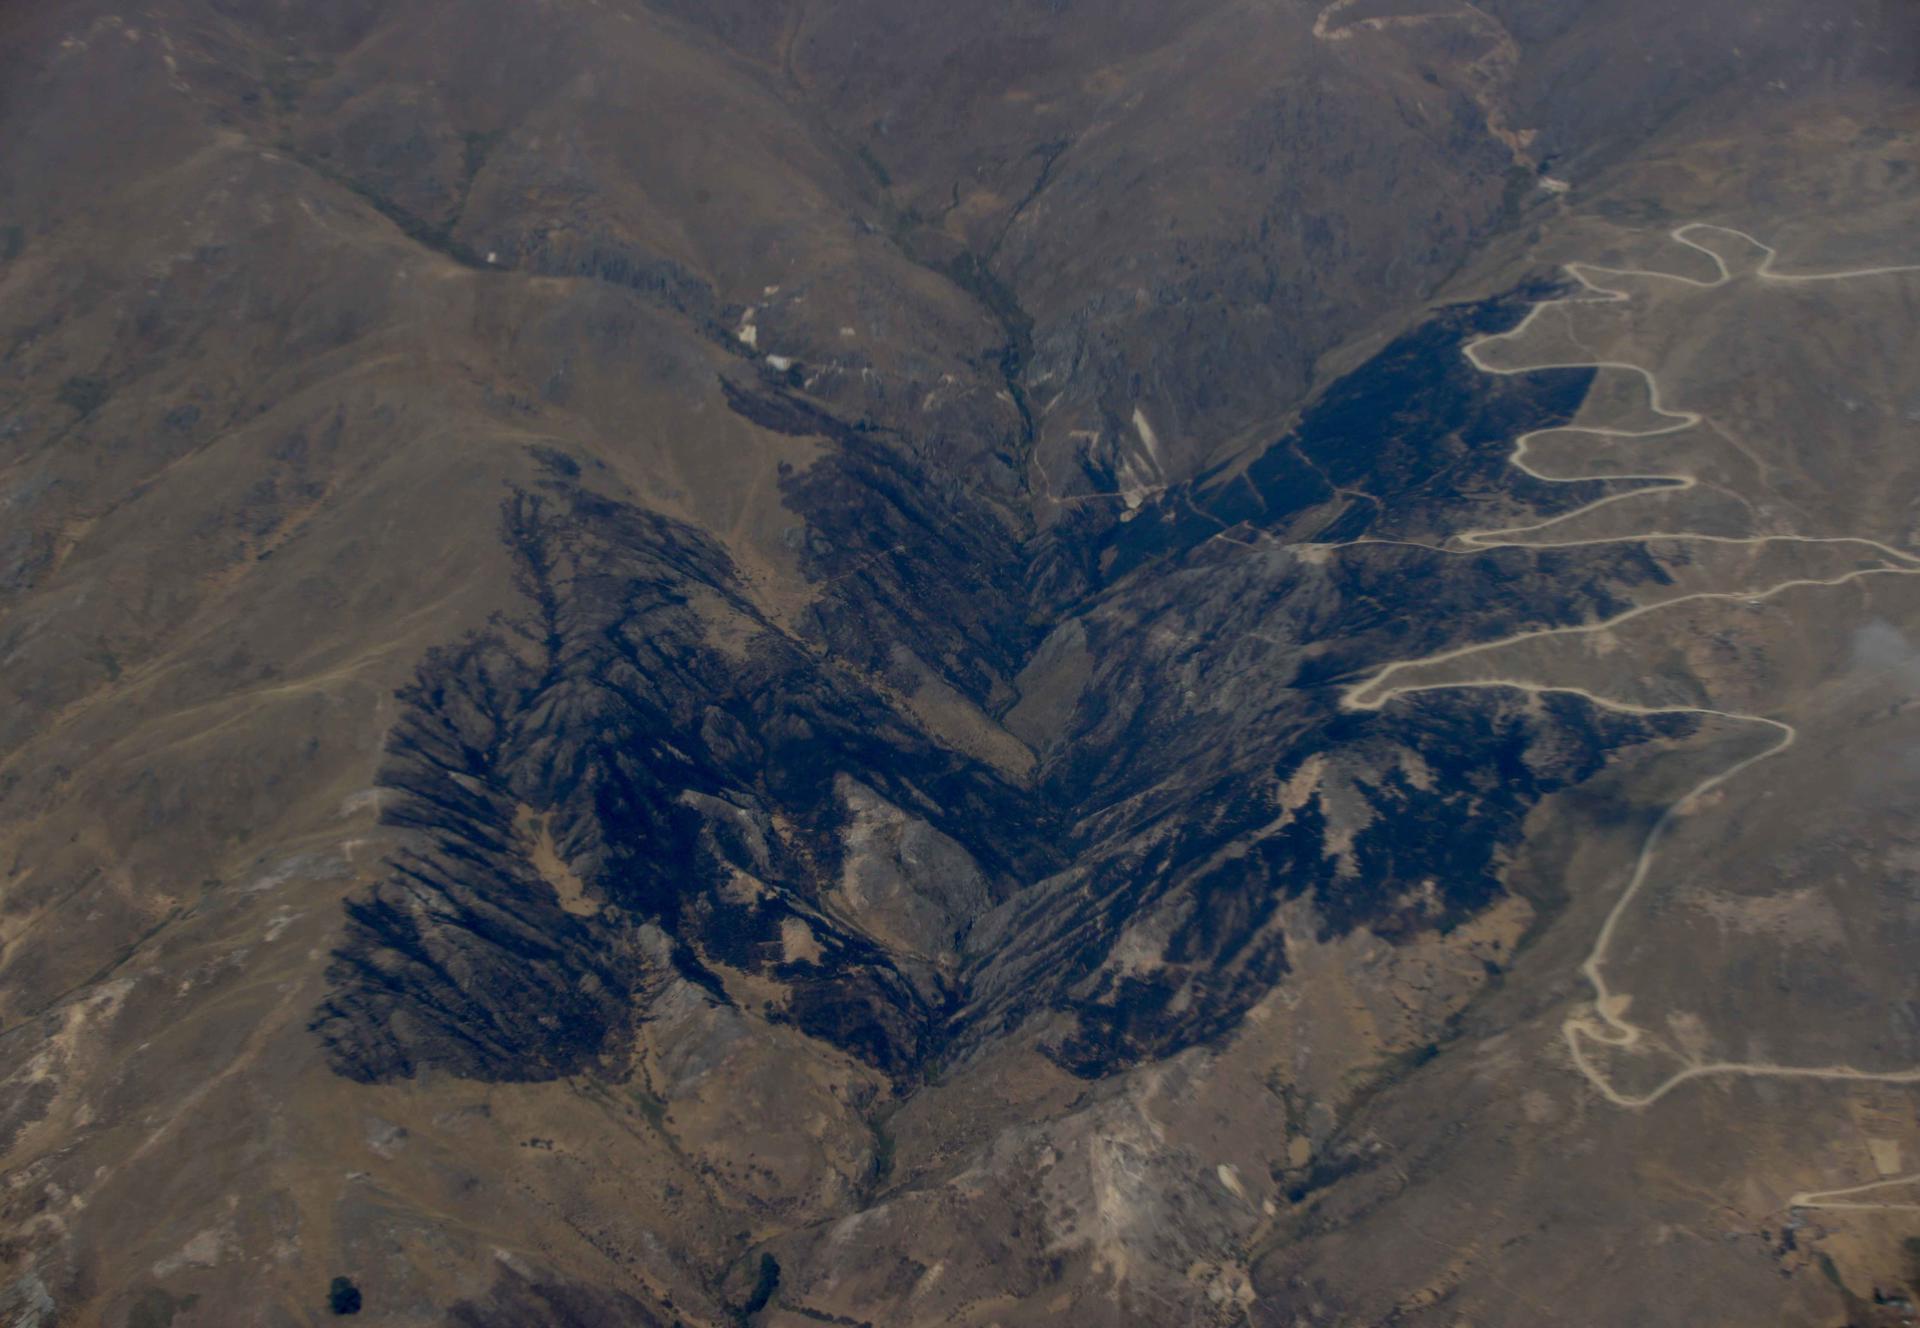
[[2, 0, 1919, 1324]]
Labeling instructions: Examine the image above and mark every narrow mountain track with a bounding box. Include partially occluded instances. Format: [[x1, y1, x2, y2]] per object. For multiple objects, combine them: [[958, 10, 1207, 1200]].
[[1312, 0, 1534, 164], [1338, 228, 1920, 1157], [1788, 1173, 1920, 1214]]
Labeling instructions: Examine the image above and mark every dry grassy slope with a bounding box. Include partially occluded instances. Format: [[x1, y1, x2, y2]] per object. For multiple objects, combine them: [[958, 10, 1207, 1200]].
[[0, 0, 1918, 1324]]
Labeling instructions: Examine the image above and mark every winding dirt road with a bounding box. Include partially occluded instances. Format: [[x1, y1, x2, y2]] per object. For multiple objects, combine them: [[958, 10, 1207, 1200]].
[[1788, 1173, 1920, 1214], [1339, 226, 1920, 1204], [1311, 0, 1534, 165]]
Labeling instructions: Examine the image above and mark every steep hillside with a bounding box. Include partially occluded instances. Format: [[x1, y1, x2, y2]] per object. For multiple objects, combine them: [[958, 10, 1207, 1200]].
[[3, 1, 1918, 1324]]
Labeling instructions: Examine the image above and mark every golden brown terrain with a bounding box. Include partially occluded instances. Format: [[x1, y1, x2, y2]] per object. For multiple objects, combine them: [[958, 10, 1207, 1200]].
[[2, 1, 1918, 1324]]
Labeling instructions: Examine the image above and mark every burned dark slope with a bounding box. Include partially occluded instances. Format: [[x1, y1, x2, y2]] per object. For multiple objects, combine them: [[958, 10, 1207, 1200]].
[[1041, 287, 1623, 594], [314, 464, 1059, 1083], [969, 686, 1691, 1077], [319, 290, 1680, 1088], [726, 381, 1041, 711], [944, 292, 1678, 1075]]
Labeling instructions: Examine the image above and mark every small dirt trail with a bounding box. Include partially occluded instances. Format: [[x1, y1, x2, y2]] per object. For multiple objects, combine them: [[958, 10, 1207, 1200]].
[[1342, 224, 1920, 1122], [1310, 0, 1534, 166], [1788, 1173, 1920, 1214], [1313, 0, 1481, 42], [1448, 223, 1920, 554]]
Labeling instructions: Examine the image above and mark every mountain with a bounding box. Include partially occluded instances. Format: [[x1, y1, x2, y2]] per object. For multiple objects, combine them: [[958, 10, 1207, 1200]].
[[3, 1, 1919, 1324]]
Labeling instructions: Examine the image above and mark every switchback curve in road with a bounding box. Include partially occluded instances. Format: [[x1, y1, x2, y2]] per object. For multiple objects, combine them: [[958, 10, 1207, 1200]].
[[1340, 225, 1920, 1125]]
